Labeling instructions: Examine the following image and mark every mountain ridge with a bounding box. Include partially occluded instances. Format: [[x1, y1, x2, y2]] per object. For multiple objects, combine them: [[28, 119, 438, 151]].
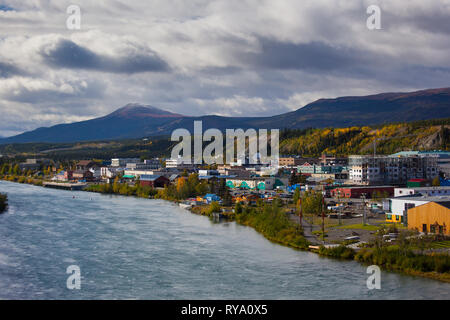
[[1, 87, 450, 144]]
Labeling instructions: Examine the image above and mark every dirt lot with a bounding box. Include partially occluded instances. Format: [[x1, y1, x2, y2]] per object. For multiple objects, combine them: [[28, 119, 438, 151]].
[[290, 213, 390, 244]]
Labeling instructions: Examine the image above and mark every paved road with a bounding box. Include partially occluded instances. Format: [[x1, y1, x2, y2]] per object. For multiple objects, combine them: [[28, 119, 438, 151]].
[[289, 214, 321, 245]]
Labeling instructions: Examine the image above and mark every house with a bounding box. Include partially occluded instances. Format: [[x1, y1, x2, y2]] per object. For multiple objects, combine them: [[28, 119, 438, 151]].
[[139, 175, 170, 188], [54, 170, 72, 181], [76, 160, 98, 171], [168, 174, 180, 183], [19, 158, 51, 171], [72, 170, 93, 181], [407, 201, 450, 235], [64, 170, 73, 180], [226, 177, 276, 190], [203, 193, 221, 204]]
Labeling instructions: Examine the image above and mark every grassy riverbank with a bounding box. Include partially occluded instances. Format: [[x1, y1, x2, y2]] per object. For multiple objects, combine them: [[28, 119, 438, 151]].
[[234, 201, 309, 250], [317, 242, 450, 282]]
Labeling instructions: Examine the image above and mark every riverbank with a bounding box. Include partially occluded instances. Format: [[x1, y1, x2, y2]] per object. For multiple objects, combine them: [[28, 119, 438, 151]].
[[2, 175, 450, 283]]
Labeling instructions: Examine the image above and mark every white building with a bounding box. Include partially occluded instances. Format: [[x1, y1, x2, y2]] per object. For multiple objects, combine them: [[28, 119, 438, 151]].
[[165, 158, 195, 169], [111, 158, 140, 167], [394, 186, 450, 197], [126, 161, 161, 170], [100, 167, 124, 178]]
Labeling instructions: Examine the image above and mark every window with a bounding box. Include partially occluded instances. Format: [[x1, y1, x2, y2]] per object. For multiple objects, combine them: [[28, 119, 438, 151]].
[[422, 224, 427, 232], [386, 214, 392, 220], [430, 224, 436, 233], [439, 225, 444, 235]]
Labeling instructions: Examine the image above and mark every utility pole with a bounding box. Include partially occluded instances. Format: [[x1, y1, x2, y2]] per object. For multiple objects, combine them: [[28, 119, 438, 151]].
[[322, 196, 325, 243], [361, 193, 367, 226], [299, 197, 303, 229], [337, 189, 342, 226]]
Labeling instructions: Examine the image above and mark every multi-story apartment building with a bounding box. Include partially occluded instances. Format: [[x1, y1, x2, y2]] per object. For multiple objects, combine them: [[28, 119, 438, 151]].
[[126, 161, 161, 170], [348, 154, 438, 185], [165, 158, 195, 169], [111, 158, 140, 167]]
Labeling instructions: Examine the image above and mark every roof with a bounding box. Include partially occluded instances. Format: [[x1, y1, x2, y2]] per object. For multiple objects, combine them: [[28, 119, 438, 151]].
[[204, 193, 219, 198], [333, 186, 394, 190], [391, 194, 450, 202], [77, 160, 95, 166], [140, 174, 163, 181], [397, 186, 450, 191], [409, 201, 450, 211]]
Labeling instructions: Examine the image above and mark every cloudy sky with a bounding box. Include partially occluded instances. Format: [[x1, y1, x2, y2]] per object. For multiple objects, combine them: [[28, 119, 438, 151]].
[[0, 0, 449, 137]]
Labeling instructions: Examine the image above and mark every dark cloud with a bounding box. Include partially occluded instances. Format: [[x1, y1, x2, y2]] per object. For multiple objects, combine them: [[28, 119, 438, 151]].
[[243, 38, 368, 72], [0, 61, 25, 78], [40, 39, 170, 74], [0, 5, 14, 11]]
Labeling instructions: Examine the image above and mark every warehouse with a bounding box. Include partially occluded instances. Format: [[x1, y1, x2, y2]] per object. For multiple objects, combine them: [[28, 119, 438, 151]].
[[407, 201, 450, 235]]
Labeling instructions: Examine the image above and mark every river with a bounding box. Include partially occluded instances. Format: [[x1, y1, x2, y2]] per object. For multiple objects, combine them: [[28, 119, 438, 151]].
[[0, 180, 448, 299]]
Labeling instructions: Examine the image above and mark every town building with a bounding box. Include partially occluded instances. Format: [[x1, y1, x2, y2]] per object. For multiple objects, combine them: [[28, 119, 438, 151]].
[[320, 154, 348, 166], [225, 177, 283, 190], [385, 194, 450, 224], [407, 201, 450, 235], [390, 150, 450, 179], [19, 158, 51, 171], [330, 186, 394, 199], [279, 157, 303, 167], [298, 163, 347, 175], [100, 167, 123, 179], [394, 186, 450, 198], [76, 160, 99, 171], [165, 158, 195, 169], [111, 158, 140, 167], [126, 161, 161, 170], [72, 170, 94, 181], [217, 166, 252, 178], [348, 154, 438, 185], [139, 175, 170, 188]]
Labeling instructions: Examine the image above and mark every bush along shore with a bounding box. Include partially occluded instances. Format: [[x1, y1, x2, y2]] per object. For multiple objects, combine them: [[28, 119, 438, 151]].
[[0, 192, 7, 213], [2, 174, 449, 282], [317, 233, 450, 282]]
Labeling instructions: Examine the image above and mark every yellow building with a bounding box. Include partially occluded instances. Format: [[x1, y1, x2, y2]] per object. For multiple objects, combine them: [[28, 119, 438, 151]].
[[407, 201, 450, 235]]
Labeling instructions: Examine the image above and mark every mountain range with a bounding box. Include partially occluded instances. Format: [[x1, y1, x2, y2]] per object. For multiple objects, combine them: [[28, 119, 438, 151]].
[[1, 87, 450, 144]]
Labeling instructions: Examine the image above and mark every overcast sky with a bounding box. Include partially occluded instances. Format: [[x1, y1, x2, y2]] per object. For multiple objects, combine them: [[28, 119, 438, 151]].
[[0, 0, 449, 137]]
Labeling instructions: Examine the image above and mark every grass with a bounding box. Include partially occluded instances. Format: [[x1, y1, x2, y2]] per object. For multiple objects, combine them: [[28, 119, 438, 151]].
[[338, 223, 379, 231], [429, 241, 450, 249]]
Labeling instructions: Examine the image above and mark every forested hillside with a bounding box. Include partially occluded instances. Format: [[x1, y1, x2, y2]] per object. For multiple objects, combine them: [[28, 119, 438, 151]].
[[280, 118, 450, 157]]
